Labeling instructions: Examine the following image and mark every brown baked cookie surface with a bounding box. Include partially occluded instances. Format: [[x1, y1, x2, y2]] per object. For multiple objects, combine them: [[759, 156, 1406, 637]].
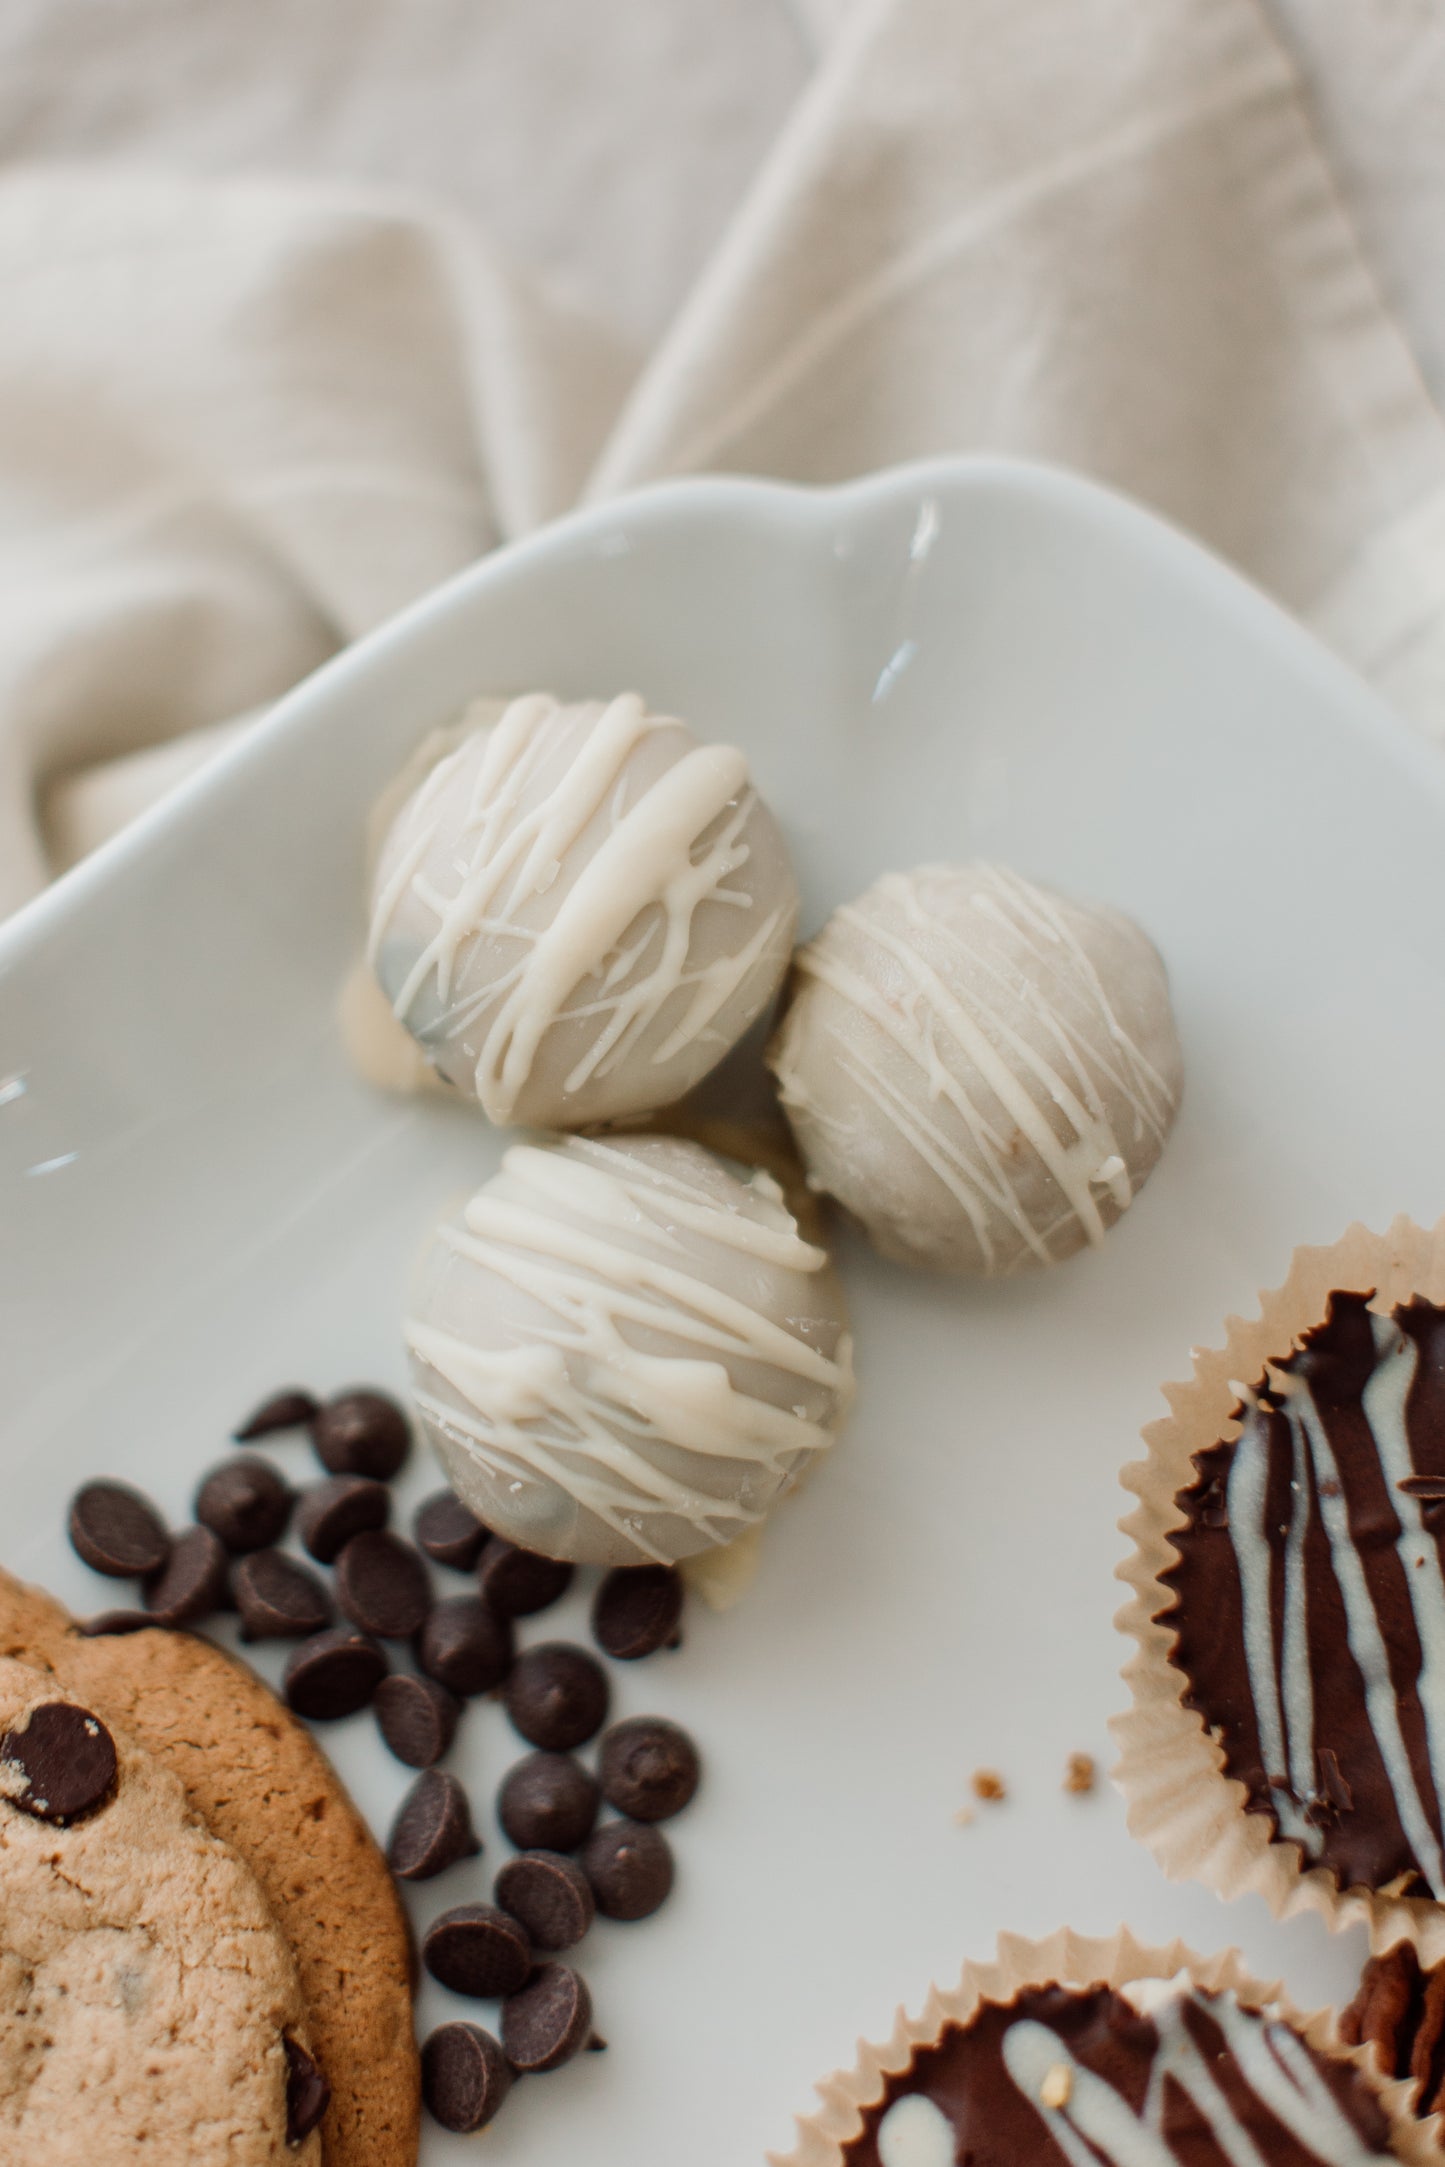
[[0, 1567, 419, 2167], [0, 1656, 320, 2165]]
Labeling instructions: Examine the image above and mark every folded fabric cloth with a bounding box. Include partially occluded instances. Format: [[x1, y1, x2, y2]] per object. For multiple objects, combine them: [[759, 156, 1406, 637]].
[[2, 0, 1444, 917]]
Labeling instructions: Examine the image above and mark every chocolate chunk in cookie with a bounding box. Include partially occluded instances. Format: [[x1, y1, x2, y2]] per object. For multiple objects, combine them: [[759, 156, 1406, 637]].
[[0, 1700, 117, 1824], [284, 2036, 332, 2144]]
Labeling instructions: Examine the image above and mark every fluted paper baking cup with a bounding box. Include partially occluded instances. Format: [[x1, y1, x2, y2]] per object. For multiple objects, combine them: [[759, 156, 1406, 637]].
[[1114, 1213, 1445, 1954], [769, 1923, 1439, 2165]]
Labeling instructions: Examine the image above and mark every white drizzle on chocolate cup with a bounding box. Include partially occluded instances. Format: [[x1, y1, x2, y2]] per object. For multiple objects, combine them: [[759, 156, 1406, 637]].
[[767, 862, 1183, 1277], [368, 692, 799, 1129], [404, 1133, 854, 1567]]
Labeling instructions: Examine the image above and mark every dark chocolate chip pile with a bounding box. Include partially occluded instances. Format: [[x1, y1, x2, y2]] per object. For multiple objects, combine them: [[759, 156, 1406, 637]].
[[63, 1378, 703, 2138]]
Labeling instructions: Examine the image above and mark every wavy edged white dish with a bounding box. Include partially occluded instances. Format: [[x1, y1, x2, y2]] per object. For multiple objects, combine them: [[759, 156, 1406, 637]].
[[4, 458, 1445, 2164]]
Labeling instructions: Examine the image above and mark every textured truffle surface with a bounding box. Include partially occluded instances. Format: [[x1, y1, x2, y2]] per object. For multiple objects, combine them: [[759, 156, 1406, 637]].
[[768, 861, 1182, 1276]]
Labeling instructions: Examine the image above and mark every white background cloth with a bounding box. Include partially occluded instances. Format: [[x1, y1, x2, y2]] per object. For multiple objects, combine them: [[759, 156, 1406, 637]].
[[1, 0, 1444, 916]]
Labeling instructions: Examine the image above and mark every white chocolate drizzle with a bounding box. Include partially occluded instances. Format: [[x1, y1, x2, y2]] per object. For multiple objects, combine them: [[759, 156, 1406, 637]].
[[369, 692, 792, 1123], [404, 1136, 853, 1563], [778, 864, 1178, 1272], [1220, 1309, 1445, 1895], [997, 1987, 1386, 2165]]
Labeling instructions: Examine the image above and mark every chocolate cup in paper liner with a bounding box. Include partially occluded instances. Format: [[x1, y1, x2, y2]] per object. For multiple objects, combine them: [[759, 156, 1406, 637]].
[[769, 1925, 1440, 2166], [1113, 1213, 1445, 1949]]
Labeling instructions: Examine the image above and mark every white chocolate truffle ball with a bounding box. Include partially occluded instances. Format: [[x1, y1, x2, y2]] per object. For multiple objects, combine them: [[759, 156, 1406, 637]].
[[368, 691, 799, 1128], [403, 1132, 854, 1566], [766, 862, 1183, 1276]]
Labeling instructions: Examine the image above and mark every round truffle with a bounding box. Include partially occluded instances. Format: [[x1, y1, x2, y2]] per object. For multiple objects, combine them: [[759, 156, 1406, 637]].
[[368, 691, 800, 1128], [767, 862, 1183, 1276], [404, 1132, 854, 1565]]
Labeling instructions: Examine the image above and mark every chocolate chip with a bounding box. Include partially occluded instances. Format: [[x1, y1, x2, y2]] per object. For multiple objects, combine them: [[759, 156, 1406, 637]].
[[591, 1565, 684, 1660], [598, 1717, 700, 1822], [195, 1456, 294, 1555], [283, 1626, 388, 1720], [144, 1525, 230, 1627], [235, 1388, 320, 1440], [310, 1389, 410, 1480], [296, 1475, 391, 1565], [334, 1530, 430, 1639], [495, 1850, 595, 1951], [0, 1701, 117, 1823], [505, 1643, 609, 1751], [501, 1962, 594, 2073], [1400, 1474, 1445, 1499], [498, 1752, 599, 1853], [423, 1904, 531, 1998], [418, 1596, 513, 1697], [478, 1541, 573, 1619], [68, 1480, 170, 1579], [580, 1818, 675, 1920], [414, 1489, 489, 1572], [387, 1767, 482, 1880], [421, 2022, 512, 2133], [374, 1672, 459, 1768], [283, 2035, 331, 2144], [79, 1610, 157, 1636], [234, 1549, 333, 1641]]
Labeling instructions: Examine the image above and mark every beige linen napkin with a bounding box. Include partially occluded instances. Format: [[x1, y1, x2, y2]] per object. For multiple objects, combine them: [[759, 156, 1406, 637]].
[[2, 0, 1444, 918]]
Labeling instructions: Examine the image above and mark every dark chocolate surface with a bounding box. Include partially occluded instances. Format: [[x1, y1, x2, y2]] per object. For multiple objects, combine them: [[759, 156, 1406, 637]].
[[1164, 1291, 1445, 1896], [1341, 1943, 1445, 2119], [842, 1984, 1390, 2166]]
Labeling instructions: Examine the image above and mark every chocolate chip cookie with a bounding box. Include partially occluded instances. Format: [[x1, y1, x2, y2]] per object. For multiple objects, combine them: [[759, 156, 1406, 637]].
[[0, 1567, 418, 2167], [0, 1657, 321, 2163]]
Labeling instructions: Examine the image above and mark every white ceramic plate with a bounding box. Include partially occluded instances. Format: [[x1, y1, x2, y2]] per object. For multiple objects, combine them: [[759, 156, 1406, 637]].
[[4, 458, 1445, 2166]]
